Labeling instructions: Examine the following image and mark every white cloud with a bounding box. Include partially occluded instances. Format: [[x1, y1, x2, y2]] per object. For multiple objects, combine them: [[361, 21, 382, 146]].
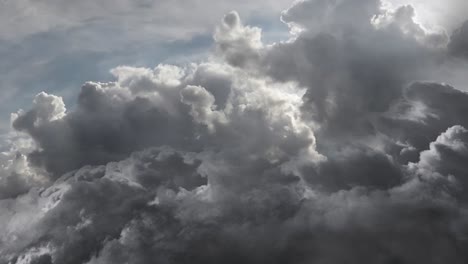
[[383, 0, 468, 32]]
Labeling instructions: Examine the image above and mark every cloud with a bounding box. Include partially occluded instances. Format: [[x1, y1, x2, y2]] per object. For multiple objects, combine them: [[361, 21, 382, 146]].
[[214, 11, 264, 67], [408, 125, 468, 201], [12, 60, 317, 180], [2, 1, 468, 263], [448, 20, 468, 59], [281, 0, 380, 35], [383, 0, 468, 32]]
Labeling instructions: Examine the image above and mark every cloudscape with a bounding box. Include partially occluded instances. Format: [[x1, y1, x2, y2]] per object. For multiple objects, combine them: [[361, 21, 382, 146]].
[[1, 0, 468, 263]]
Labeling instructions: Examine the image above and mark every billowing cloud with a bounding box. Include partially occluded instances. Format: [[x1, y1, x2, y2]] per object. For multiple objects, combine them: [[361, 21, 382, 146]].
[[383, 0, 468, 32], [2, 0, 468, 263]]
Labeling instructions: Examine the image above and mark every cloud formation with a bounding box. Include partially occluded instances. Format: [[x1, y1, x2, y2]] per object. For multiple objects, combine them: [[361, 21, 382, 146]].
[[2, 0, 468, 263]]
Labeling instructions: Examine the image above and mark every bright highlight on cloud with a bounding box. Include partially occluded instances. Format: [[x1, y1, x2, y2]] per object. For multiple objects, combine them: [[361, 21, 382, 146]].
[[1, 0, 468, 263], [382, 0, 468, 32]]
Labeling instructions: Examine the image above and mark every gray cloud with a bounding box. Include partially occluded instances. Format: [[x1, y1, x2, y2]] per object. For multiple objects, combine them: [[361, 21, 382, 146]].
[[2, 0, 468, 263], [12, 61, 317, 181], [448, 20, 468, 59]]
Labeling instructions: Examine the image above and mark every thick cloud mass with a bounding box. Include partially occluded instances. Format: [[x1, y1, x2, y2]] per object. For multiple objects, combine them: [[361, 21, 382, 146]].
[[2, 0, 468, 263]]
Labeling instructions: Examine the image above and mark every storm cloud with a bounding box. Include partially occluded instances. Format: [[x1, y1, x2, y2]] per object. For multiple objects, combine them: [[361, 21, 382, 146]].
[[1, 0, 468, 263]]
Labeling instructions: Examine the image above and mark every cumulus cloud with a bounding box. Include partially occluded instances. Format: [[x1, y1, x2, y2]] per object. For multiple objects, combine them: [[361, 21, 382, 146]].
[[214, 11, 264, 67], [2, 0, 468, 263], [383, 0, 468, 32]]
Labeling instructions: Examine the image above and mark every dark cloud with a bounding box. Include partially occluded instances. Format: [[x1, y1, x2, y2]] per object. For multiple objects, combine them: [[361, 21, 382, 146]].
[[2, 0, 468, 263], [3, 144, 468, 263], [377, 82, 468, 159], [448, 20, 468, 59], [12, 79, 196, 177]]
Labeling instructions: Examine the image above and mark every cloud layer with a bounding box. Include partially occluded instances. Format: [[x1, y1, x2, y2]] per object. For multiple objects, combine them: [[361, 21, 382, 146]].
[[1, 0, 468, 263]]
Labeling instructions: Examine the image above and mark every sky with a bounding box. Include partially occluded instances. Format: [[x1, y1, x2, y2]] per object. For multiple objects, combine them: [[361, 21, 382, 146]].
[[1, 0, 468, 263], [0, 0, 291, 131]]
